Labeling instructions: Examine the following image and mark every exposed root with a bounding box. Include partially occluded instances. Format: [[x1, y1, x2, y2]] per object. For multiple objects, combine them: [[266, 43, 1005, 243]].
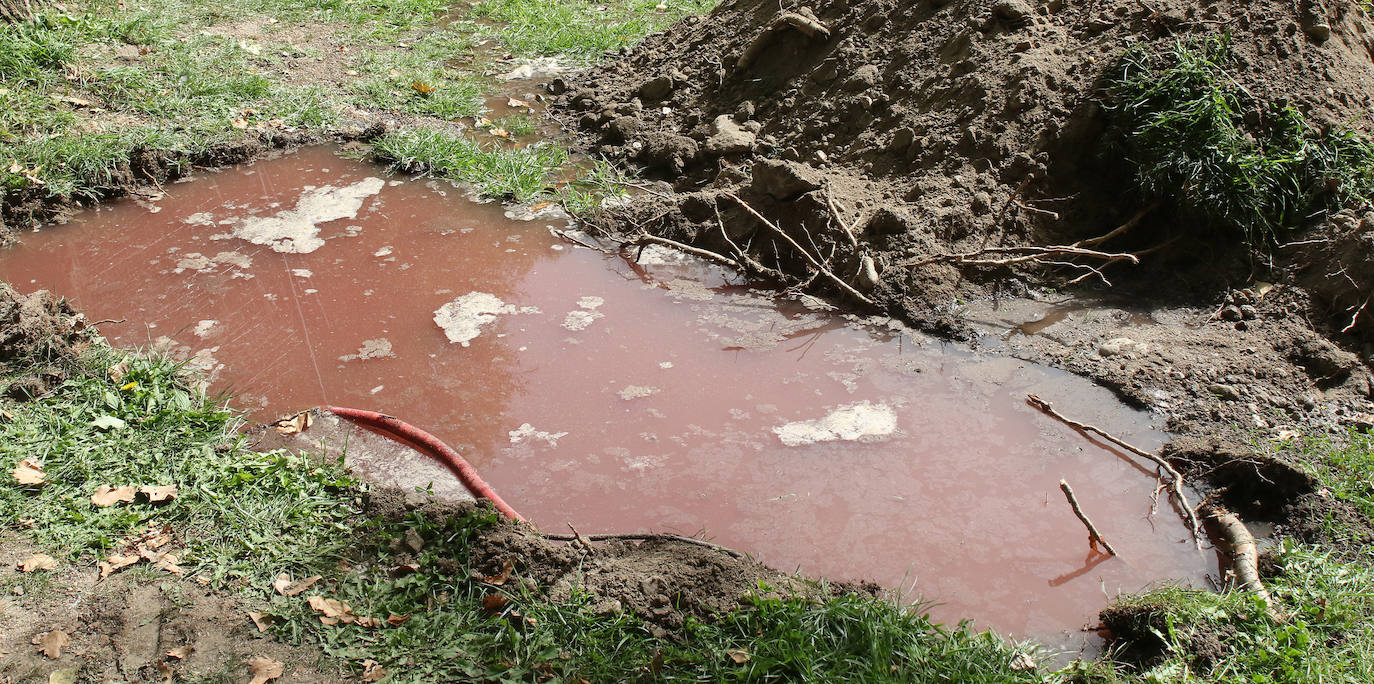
[[724, 193, 877, 307], [1027, 394, 1203, 548], [627, 233, 788, 283], [1059, 479, 1119, 557], [1201, 505, 1286, 622], [1075, 202, 1161, 248]]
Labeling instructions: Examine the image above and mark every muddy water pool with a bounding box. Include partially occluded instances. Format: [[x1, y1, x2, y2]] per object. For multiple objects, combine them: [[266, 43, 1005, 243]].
[[0, 147, 1218, 646]]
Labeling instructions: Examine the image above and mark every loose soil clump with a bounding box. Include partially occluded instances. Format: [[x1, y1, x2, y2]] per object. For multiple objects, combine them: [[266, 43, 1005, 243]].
[[0, 283, 91, 399]]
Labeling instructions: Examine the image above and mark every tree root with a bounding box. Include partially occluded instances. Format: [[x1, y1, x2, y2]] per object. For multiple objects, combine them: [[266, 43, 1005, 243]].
[[1201, 504, 1287, 622], [540, 531, 746, 559], [1059, 479, 1119, 556]]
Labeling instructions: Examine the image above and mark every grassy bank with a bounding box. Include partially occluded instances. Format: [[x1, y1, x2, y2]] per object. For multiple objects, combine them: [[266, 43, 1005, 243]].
[[0, 0, 699, 217]]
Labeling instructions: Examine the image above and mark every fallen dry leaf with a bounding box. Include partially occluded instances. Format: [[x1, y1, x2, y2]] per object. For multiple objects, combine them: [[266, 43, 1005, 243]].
[[52, 94, 92, 107], [489, 127, 511, 139], [411, 80, 435, 95], [392, 562, 420, 576], [18, 554, 58, 573], [272, 573, 321, 596], [307, 595, 353, 619], [248, 612, 272, 633], [506, 96, 530, 108], [32, 630, 70, 659], [247, 657, 284, 684], [91, 485, 137, 507], [13, 459, 46, 486], [725, 648, 750, 664], [155, 661, 174, 684], [361, 660, 385, 682], [386, 614, 410, 627], [107, 360, 130, 383], [354, 616, 381, 628], [140, 485, 178, 502], [270, 411, 311, 435], [1, 408, 14, 421], [165, 645, 193, 659], [480, 558, 513, 586], [98, 553, 140, 579], [481, 594, 509, 615], [232, 118, 249, 130], [154, 553, 183, 575]]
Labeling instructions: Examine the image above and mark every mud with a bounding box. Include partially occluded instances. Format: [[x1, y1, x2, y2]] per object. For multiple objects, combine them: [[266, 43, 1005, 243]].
[[0, 282, 92, 400], [0, 148, 1222, 648]]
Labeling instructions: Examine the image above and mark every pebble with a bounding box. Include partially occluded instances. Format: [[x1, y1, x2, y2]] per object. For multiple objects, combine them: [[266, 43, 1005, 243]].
[[1220, 306, 1243, 322]]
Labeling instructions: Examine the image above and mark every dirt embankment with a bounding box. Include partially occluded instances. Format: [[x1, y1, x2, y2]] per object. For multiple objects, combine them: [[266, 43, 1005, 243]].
[[547, 0, 1374, 544]]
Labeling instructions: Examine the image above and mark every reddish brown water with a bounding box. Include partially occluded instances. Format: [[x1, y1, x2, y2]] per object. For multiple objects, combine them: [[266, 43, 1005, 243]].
[[0, 148, 1217, 646]]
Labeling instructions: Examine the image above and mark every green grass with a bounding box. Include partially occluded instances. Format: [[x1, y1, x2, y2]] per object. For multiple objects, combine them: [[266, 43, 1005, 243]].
[[1102, 545, 1374, 683], [473, 0, 716, 59], [371, 128, 567, 200], [1103, 34, 1374, 245], [0, 349, 358, 587]]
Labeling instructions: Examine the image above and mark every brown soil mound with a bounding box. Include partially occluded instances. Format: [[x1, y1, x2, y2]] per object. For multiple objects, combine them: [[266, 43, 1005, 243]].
[[549, 0, 1374, 333], [0, 282, 90, 399]]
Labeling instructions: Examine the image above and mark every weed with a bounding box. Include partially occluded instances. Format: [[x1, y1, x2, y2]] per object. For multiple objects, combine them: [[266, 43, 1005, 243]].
[[1103, 35, 1374, 245], [371, 128, 567, 200]]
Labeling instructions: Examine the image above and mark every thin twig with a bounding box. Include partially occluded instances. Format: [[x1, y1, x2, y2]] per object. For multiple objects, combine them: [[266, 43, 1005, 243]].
[[725, 193, 877, 307], [1027, 394, 1202, 547], [1342, 294, 1370, 333], [1059, 480, 1119, 556], [823, 187, 860, 247], [541, 532, 746, 558], [1075, 202, 1160, 248]]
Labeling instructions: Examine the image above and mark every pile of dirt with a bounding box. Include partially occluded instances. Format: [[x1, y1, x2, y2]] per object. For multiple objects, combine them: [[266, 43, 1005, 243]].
[[548, 0, 1374, 334], [0, 282, 91, 399]]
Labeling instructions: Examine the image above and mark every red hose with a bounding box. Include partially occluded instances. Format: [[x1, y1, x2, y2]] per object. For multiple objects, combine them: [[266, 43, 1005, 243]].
[[326, 406, 524, 521]]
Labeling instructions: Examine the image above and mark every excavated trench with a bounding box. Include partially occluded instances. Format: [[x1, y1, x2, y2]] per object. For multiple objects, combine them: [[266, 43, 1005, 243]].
[[0, 146, 1220, 649]]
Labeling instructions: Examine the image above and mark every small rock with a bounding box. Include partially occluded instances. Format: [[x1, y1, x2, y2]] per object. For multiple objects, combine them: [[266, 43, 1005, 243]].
[[1239, 304, 1258, 320], [637, 75, 674, 101], [702, 114, 756, 156], [547, 77, 568, 95], [1207, 383, 1242, 401], [1097, 337, 1149, 358], [1299, 394, 1317, 410], [735, 101, 756, 121], [749, 159, 823, 200], [402, 528, 425, 554], [1235, 320, 1249, 332], [992, 0, 1034, 26], [843, 64, 880, 91], [1220, 306, 1243, 322], [890, 127, 915, 152]]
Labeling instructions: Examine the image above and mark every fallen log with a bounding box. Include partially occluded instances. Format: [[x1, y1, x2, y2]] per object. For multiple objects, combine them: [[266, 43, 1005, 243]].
[[1201, 504, 1286, 622]]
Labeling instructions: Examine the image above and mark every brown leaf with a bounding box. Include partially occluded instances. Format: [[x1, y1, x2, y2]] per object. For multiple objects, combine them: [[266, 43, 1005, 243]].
[[306, 595, 352, 618], [480, 558, 513, 586], [248, 612, 273, 633], [154, 553, 183, 575], [272, 574, 321, 596], [1, 408, 14, 421], [411, 81, 435, 95], [18, 554, 58, 573], [32, 630, 70, 659], [507, 97, 530, 108], [98, 553, 140, 579], [247, 657, 284, 684], [391, 562, 420, 576], [13, 458, 46, 486], [91, 485, 137, 507], [489, 127, 511, 139], [165, 645, 193, 659], [725, 648, 750, 664], [354, 616, 381, 628], [270, 411, 311, 435], [319, 616, 339, 626], [155, 661, 174, 684], [139, 485, 178, 502], [386, 614, 411, 627], [481, 594, 509, 615], [361, 660, 386, 682]]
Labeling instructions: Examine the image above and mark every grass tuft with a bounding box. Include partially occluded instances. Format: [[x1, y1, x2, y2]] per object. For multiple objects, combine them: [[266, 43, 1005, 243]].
[[371, 128, 567, 200], [1103, 34, 1374, 245], [473, 0, 715, 59]]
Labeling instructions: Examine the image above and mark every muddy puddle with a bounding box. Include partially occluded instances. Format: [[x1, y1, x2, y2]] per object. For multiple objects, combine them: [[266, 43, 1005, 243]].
[[0, 148, 1219, 646]]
